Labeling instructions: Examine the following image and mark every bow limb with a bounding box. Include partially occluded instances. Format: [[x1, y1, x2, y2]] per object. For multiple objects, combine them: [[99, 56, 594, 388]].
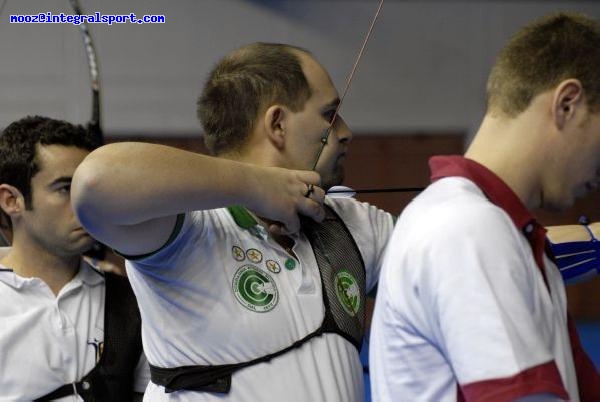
[[68, 0, 104, 144]]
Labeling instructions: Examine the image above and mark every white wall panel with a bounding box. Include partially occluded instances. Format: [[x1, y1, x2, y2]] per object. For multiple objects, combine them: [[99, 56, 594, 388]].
[[0, 0, 598, 138]]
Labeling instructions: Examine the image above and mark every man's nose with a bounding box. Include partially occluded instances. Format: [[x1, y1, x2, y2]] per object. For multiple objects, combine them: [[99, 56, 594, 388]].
[[334, 116, 353, 145]]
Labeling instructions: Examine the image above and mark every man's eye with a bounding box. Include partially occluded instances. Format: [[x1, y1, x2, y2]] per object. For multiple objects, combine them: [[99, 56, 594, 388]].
[[58, 185, 71, 194], [324, 110, 337, 123]]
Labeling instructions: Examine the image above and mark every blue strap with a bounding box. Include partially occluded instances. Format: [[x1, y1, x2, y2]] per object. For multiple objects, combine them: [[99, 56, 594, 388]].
[[550, 216, 599, 281]]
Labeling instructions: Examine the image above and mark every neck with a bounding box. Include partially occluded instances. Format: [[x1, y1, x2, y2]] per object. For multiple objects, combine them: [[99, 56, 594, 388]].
[[222, 148, 276, 168], [465, 111, 546, 210], [219, 130, 283, 168], [0, 234, 80, 296]]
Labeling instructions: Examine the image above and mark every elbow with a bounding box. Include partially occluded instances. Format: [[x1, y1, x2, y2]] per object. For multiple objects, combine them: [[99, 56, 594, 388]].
[[71, 151, 109, 233]]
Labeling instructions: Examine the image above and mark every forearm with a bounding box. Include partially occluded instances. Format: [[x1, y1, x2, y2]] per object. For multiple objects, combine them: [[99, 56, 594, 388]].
[[72, 142, 271, 226], [547, 223, 599, 243]]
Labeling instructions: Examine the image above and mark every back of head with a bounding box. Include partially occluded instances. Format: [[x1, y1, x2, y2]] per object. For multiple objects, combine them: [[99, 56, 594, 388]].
[[0, 115, 100, 215], [486, 12, 600, 118], [197, 42, 312, 155]]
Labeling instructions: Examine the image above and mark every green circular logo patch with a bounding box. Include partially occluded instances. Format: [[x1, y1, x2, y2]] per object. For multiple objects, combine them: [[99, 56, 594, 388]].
[[335, 271, 360, 316], [233, 265, 278, 312]]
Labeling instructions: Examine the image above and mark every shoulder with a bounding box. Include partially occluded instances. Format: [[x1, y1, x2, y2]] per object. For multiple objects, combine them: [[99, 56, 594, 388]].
[[403, 177, 513, 237], [389, 177, 525, 280], [324, 197, 394, 247], [325, 196, 394, 227]]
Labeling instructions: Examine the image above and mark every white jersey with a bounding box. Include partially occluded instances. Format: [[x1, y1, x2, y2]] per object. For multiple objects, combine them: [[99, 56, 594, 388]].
[[370, 171, 580, 401], [126, 197, 393, 402], [0, 249, 149, 401]]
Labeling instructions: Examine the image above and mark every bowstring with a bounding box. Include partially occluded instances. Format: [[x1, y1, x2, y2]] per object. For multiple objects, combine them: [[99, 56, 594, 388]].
[[311, 0, 385, 171]]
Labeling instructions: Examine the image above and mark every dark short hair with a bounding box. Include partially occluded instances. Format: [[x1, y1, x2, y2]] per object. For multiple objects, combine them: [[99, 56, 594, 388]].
[[486, 12, 600, 117], [0, 115, 100, 211], [197, 42, 313, 155]]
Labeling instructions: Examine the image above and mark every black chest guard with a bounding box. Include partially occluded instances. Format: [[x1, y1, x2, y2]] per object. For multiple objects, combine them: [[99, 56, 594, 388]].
[[149, 204, 367, 394], [35, 272, 143, 402]]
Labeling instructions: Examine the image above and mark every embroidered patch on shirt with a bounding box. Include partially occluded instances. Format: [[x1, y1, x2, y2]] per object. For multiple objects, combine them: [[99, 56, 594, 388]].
[[232, 265, 278, 313], [232, 246, 245, 262], [335, 271, 361, 316], [246, 248, 263, 264], [265, 259, 281, 274]]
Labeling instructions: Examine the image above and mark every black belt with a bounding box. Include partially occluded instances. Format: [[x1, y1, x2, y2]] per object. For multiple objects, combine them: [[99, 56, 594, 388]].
[[149, 329, 323, 393]]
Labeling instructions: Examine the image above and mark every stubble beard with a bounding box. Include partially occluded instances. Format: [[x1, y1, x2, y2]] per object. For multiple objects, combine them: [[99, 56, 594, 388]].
[[321, 165, 344, 191]]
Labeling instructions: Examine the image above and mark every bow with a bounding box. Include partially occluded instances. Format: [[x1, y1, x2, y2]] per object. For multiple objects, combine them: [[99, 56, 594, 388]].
[[69, 0, 107, 260], [312, 0, 385, 173], [68, 0, 103, 145], [309, 0, 423, 197]]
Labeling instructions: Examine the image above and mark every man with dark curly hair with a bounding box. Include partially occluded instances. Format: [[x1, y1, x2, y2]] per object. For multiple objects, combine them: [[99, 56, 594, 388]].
[[0, 116, 149, 401]]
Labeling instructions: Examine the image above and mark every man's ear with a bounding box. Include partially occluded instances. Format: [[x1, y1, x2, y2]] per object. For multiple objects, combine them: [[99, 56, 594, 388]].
[[552, 79, 584, 130], [0, 184, 25, 218], [263, 105, 287, 149]]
